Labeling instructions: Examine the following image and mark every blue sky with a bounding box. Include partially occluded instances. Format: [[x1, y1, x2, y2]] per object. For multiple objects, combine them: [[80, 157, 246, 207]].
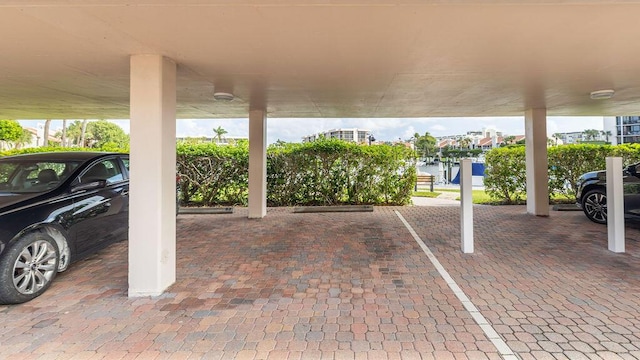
[[18, 116, 605, 145]]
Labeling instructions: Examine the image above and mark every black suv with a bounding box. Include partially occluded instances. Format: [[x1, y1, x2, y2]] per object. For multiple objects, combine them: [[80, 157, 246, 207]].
[[576, 162, 640, 224]]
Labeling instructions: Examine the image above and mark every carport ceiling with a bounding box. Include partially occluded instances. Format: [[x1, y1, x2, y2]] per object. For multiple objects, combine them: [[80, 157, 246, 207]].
[[1, 1, 640, 119]]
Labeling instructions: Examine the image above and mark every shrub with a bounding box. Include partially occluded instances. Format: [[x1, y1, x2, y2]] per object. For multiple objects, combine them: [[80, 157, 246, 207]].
[[265, 140, 415, 206], [483, 146, 527, 204], [176, 142, 249, 206], [485, 143, 640, 203]]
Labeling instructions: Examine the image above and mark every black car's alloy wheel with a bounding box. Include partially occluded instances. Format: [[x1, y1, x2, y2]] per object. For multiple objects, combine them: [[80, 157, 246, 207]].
[[0, 232, 59, 304], [582, 188, 607, 224]]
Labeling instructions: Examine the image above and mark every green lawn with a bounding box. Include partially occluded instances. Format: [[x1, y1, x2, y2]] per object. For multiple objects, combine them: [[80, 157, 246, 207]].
[[430, 188, 576, 205], [413, 188, 492, 204], [412, 191, 441, 198], [434, 188, 495, 204]]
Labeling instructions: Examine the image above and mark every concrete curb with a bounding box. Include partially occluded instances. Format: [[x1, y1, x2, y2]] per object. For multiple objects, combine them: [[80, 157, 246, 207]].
[[293, 205, 374, 213]]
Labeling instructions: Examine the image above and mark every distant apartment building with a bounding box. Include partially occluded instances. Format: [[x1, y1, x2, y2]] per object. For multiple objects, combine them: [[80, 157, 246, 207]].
[[436, 127, 521, 151], [302, 128, 372, 144], [552, 131, 591, 144], [603, 116, 640, 145]]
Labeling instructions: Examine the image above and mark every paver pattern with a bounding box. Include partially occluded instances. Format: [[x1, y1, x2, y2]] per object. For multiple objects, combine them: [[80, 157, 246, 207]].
[[400, 205, 640, 360], [0, 205, 639, 359]]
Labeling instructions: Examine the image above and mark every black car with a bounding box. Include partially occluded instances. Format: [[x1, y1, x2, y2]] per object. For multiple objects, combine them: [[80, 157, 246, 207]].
[[576, 162, 640, 224], [0, 152, 129, 304]]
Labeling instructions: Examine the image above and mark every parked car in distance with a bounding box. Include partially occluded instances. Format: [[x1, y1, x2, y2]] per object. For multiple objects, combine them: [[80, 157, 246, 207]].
[[0, 152, 129, 304], [576, 162, 640, 224]]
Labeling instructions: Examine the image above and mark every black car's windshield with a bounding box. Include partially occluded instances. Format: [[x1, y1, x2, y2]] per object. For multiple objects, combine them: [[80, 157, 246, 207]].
[[0, 160, 81, 193]]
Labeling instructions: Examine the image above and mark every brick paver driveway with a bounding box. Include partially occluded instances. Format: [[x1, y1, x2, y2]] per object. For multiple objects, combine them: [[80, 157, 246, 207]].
[[1, 205, 639, 359]]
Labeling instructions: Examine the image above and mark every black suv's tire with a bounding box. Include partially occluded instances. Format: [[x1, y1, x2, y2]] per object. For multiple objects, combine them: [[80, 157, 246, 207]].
[[581, 188, 607, 224], [0, 232, 59, 304]]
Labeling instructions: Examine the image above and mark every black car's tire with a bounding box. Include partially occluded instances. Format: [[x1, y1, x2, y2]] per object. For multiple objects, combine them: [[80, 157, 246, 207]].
[[0, 232, 59, 304], [581, 188, 607, 224]]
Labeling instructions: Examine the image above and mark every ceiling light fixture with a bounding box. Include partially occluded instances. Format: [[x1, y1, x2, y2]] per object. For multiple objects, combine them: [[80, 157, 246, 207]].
[[590, 89, 615, 100], [213, 92, 234, 101]]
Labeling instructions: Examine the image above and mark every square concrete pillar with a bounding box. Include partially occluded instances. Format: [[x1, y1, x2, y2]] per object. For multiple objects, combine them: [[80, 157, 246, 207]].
[[606, 157, 625, 253], [525, 108, 549, 217], [128, 55, 177, 296], [248, 109, 267, 218], [460, 158, 474, 253]]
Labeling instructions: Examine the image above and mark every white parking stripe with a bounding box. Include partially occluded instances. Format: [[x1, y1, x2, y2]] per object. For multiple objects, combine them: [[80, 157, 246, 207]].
[[395, 210, 519, 360]]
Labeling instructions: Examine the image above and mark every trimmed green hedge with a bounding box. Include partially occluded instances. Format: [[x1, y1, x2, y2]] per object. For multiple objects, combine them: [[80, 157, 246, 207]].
[[3, 141, 416, 206], [265, 140, 416, 206], [484, 143, 640, 203], [177, 139, 416, 207], [0, 146, 128, 157], [177, 141, 250, 206]]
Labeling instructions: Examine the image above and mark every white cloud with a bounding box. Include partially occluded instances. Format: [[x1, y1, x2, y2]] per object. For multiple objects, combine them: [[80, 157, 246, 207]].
[[429, 124, 446, 132]]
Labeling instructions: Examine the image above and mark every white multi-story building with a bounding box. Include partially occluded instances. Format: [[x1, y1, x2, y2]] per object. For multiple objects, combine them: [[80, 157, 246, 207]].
[[603, 116, 640, 145], [302, 128, 372, 144]]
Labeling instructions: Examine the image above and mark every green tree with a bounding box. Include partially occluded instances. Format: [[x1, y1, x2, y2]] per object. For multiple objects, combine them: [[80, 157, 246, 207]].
[[413, 132, 438, 161], [213, 126, 228, 143], [458, 137, 472, 149], [62, 120, 84, 146], [14, 128, 34, 149], [502, 135, 516, 146], [86, 120, 129, 148], [60, 120, 92, 147], [582, 129, 600, 141], [601, 130, 612, 143], [0, 120, 23, 146]]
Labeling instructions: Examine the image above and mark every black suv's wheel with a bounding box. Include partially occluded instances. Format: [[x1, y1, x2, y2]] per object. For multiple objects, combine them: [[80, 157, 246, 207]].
[[0, 232, 59, 304], [581, 188, 607, 224]]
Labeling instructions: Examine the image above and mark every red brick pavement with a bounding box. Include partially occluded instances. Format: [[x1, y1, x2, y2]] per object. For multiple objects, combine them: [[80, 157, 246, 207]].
[[0, 205, 638, 359]]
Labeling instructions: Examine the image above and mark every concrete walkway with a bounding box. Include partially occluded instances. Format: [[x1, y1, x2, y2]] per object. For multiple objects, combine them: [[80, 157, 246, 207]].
[[2, 206, 640, 359], [411, 193, 460, 207]]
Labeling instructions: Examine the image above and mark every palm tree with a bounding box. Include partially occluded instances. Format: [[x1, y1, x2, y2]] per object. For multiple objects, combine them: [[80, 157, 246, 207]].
[[582, 129, 600, 141], [43, 119, 51, 146], [503, 135, 516, 145], [213, 126, 228, 144], [14, 128, 33, 149], [458, 137, 472, 149], [80, 119, 89, 147], [61, 119, 67, 147], [601, 130, 612, 143]]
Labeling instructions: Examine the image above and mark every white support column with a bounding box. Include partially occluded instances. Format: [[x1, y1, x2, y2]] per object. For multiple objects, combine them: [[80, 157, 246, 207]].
[[129, 54, 176, 296], [248, 109, 267, 218], [606, 157, 625, 253], [525, 108, 549, 217], [460, 159, 474, 253]]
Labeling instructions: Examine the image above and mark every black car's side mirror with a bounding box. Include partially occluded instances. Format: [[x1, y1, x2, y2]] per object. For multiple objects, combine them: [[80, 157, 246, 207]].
[[71, 180, 107, 193]]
